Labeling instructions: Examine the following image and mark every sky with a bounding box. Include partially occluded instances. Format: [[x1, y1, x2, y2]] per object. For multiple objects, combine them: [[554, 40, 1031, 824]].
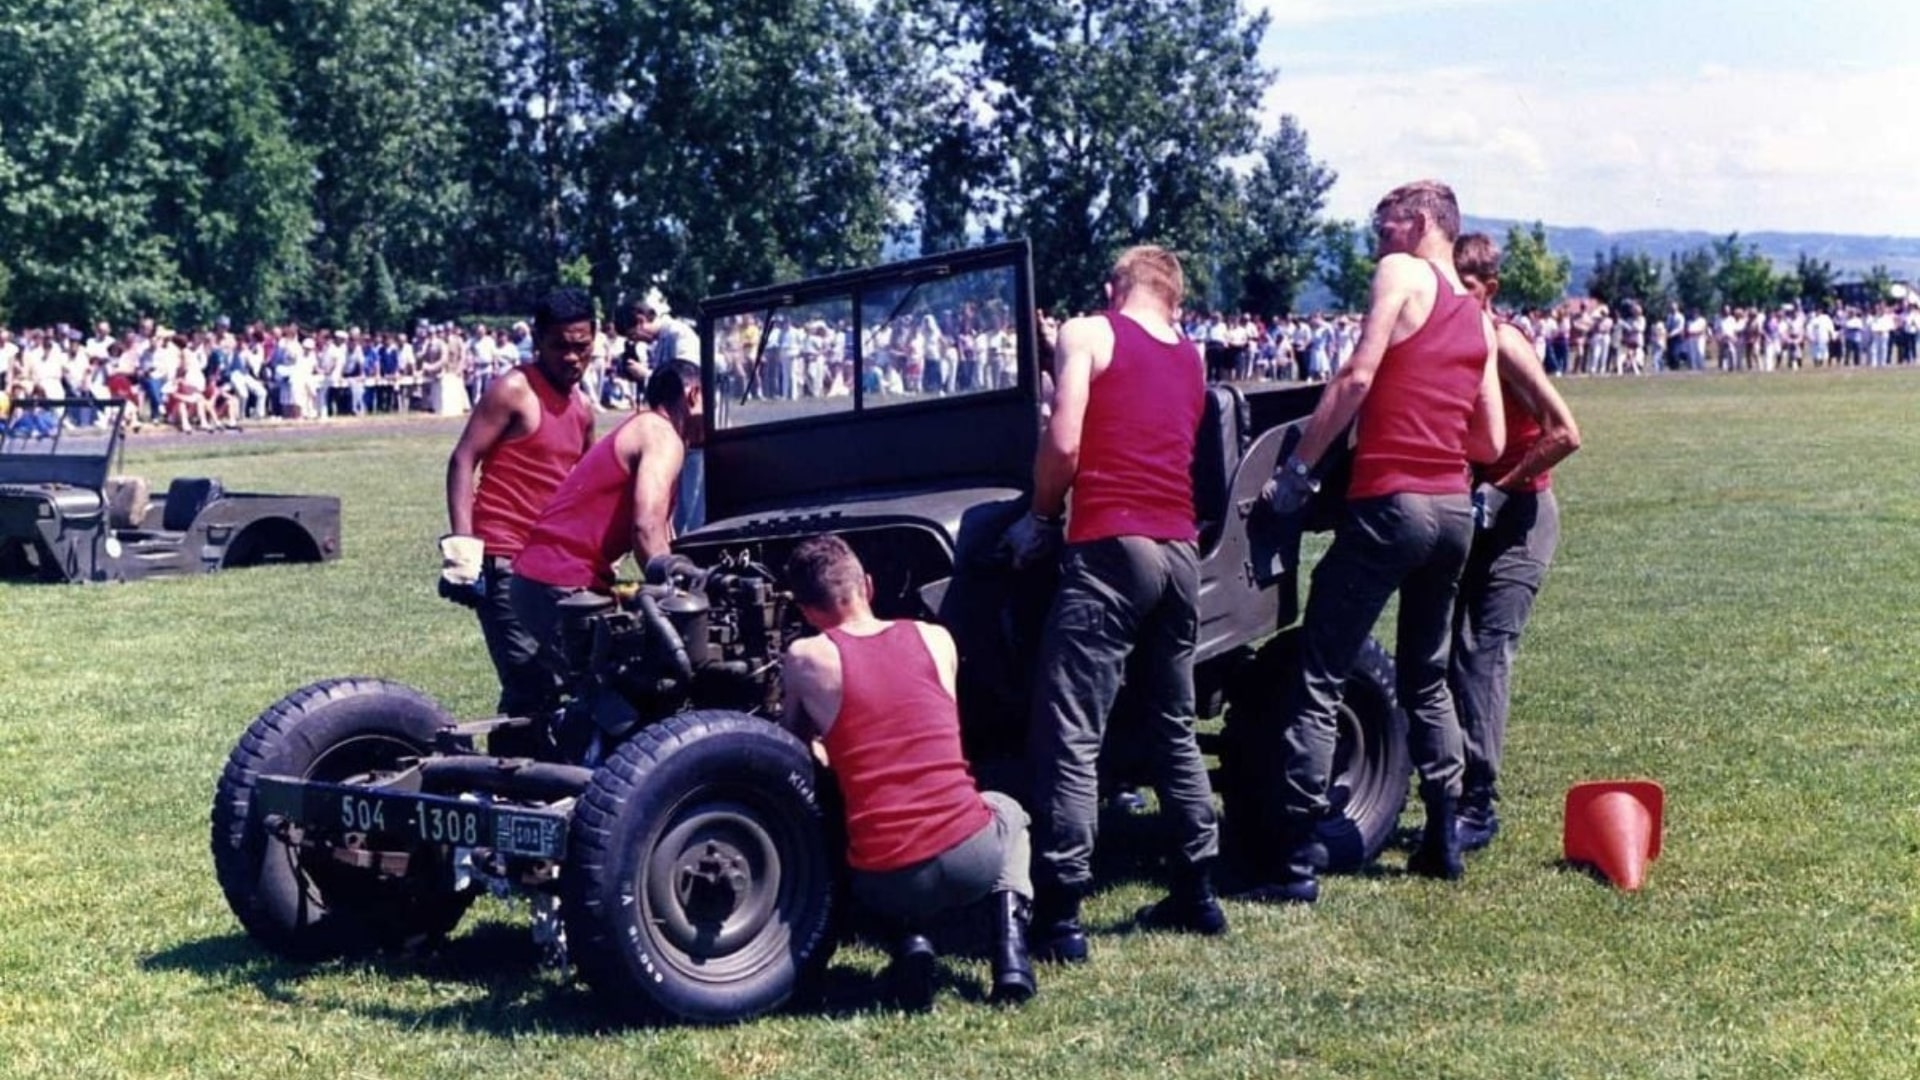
[[1252, 0, 1920, 238]]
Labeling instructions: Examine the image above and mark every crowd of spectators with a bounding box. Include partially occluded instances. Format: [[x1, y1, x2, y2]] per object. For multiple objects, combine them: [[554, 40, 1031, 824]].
[[0, 315, 670, 435], [6, 294, 1918, 435]]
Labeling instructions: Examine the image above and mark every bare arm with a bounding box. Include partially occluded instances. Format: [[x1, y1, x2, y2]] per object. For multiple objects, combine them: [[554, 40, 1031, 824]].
[[779, 635, 841, 740], [444, 373, 530, 535], [913, 622, 960, 701], [1292, 255, 1421, 468], [627, 415, 686, 564], [1030, 316, 1103, 519], [1465, 315, 1506, 466], [1488, 323, 1580, 488]]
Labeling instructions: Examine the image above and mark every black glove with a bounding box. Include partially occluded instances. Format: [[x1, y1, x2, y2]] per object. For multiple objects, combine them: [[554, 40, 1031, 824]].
[[1261, 455, 1320, 516], [1004, 511, 1063, 570], [1473, 482, 1509, 530]]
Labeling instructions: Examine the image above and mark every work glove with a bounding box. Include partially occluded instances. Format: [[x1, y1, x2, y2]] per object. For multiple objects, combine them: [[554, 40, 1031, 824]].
[[1261, 455, 1320, 516], [1003, 511, 1063, 570], [438, 533, 485, 608], [1472, 482, 1509, 531]]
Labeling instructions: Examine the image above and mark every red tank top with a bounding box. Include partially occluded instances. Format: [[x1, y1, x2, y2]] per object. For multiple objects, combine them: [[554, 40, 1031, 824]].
[[819, 623, 992, 873], [1478, 320, 1551, 494], [471, 365, 593, 557], [513, 414, 650, 590], [1348, 262, 1491, 499], [1067, 312, 1204, 544]]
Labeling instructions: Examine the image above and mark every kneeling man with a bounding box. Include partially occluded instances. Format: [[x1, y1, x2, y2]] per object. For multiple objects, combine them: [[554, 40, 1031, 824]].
[[780, 535, 1036, 1009]]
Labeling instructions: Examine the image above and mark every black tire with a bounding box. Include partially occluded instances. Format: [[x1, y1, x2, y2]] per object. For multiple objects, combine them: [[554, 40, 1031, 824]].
[[210, 678, 474, 960], [1219, 631, 1411, 873], [562, 710, 837, 1025]]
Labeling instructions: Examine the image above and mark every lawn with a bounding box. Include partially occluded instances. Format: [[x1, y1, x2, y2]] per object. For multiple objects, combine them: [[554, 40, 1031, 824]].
[[2, 371, 1917, 1079]]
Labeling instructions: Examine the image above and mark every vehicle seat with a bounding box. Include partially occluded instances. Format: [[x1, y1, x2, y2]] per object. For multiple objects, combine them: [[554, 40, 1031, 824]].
[[1192, 384, 1249, 553], [105, 475, 151, 530], [161, 477, 223, 532]]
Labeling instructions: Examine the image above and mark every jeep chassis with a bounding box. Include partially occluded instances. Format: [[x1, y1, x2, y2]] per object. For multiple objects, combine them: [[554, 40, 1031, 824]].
[[211, 241, 1410, 1024]]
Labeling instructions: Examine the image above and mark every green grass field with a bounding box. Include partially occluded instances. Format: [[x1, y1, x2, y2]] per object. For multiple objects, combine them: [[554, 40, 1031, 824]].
[[3, 372, 1917, 1079]]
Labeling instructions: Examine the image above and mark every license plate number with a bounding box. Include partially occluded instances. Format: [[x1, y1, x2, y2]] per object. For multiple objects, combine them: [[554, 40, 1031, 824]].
[[260, 777, 568, 860]]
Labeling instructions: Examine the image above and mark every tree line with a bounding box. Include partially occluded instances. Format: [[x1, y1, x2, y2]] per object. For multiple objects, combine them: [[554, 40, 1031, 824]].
[[0, 0, 1370, 329]]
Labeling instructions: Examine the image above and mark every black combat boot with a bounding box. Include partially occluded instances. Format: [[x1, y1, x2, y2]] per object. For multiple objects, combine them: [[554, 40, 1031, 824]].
[[988, 891, 1037, 1005], [1239, 824, 1323, 904], [1136, 858, 1228, 935], [1031, 881, 1089, 964], [886, 933, 939, 1011], [1406, 789, 1466, 880], [1457, 785, 1500, 852]]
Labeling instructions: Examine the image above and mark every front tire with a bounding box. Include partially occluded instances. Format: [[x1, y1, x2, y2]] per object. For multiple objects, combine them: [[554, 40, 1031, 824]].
[[562, 710, 837, 1024], [210, 678, 474, 960], [1219, 631, 1411, 873]]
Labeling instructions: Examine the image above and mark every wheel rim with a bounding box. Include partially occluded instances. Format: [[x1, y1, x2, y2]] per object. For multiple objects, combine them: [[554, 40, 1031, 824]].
[[636, 786, 821, 984], [284, 732, 427, 912], [1328, 695, 1391, 823]]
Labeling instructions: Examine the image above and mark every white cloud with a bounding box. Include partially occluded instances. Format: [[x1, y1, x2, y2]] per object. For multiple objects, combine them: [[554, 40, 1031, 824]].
[[1266, 62, 1920, 236], [1255, 0, 1515, 28]]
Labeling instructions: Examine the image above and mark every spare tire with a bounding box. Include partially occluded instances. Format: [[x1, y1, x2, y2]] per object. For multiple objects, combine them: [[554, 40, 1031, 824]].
[[1219, 631, 1410, 873], [210, 678, 475, 960], [562, 710, 837, 1024]]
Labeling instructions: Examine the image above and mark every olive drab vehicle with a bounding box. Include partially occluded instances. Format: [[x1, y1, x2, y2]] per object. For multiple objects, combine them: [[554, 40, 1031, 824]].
[[210, 241, 1410, 1025], [0, 399, 340, 582]]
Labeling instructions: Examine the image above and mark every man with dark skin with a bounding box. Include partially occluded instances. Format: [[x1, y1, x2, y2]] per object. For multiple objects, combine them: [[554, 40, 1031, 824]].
[[441, 289, 597, 742], [1259, 180, 1504, 901], [1448, 233, 1582, 851]]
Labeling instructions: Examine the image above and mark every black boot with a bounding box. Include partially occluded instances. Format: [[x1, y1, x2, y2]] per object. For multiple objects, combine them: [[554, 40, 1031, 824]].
[[1457, 786, 1500, 852], [1239, 824, 1323, 904], [1136, 859, 1228, 935], [1031, 881, 1089, 964], [989, 891, 1037, 1005], [886, 933, 938, 1011], [1407, 790, 1465, 880]]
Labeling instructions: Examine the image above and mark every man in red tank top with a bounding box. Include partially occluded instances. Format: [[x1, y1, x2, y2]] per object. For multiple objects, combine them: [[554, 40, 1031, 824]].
[[442, 289, 596, 743], [1447, 234, 1582, 852], [1007, 245, 1225, 962], [1257, 181, 1505, 900], [779, 535, 1035, 1009], [506, 360, 703, 746]]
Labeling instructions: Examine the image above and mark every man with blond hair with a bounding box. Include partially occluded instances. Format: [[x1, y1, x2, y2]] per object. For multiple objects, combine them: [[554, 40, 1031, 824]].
[[1007, 244, 1225, 961], [1258, 180, 1505, 901]]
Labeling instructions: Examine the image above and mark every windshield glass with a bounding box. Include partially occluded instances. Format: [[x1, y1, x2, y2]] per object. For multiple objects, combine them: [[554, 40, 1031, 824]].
[[708, 258, 1022, 433]]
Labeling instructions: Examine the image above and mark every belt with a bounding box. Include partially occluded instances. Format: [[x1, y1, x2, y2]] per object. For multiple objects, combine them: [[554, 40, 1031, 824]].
[[483, 554, 515, 573]]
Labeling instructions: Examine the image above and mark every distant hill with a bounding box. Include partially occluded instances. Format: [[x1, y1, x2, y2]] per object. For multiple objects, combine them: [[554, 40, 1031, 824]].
[[1462, 216, 1920, 292]]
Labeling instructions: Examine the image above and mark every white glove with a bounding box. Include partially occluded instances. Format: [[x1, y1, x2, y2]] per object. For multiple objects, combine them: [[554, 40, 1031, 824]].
[[439, 534, 485, 585], [1472, 482, 1509, 531]]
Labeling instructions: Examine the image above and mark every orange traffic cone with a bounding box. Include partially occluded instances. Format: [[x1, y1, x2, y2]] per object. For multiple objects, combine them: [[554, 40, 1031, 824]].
[[1562, 780, 1663, 891]]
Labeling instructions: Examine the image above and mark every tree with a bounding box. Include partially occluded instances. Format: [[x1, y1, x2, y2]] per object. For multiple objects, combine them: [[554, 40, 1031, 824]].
[[1668, 245, 1718, 314], [1712, 233, 1777, 310], [1316, 221, 1374, 312], [1497, 222, 1571, 310], [1586, 246, 1665, 314], [1793, 253, 1838, 310], [0, 0, 311, 325], [1860, 264, 1895, 305], [1235, 116, 1337, 317], [967, 0, 1273, 311]]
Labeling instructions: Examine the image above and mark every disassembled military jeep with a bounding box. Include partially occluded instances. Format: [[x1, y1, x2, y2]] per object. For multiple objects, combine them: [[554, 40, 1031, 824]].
[[0, 399, 340, 582], [211, 241, 1408, 1024]]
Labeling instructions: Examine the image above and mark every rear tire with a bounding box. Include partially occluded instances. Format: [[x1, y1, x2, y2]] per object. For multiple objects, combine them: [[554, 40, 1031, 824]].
[[210, 678, 474, 960], [1219, 631, 1411, 873], [562, 710, 837, 1024]]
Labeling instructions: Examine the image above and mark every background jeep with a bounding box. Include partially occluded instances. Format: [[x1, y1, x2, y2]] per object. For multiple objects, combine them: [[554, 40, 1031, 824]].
[[211, 241, 1409, 1025]]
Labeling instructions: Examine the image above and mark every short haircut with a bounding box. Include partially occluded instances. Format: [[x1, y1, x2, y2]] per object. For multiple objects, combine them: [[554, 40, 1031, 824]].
[[1108, 245, 1185, 309], [534, 287, 595, 334], [1453, 232, 1500, 282], [785, 534, 865, 610], [1374, 180, 1462, 242], [645, 358, 700, 409]]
